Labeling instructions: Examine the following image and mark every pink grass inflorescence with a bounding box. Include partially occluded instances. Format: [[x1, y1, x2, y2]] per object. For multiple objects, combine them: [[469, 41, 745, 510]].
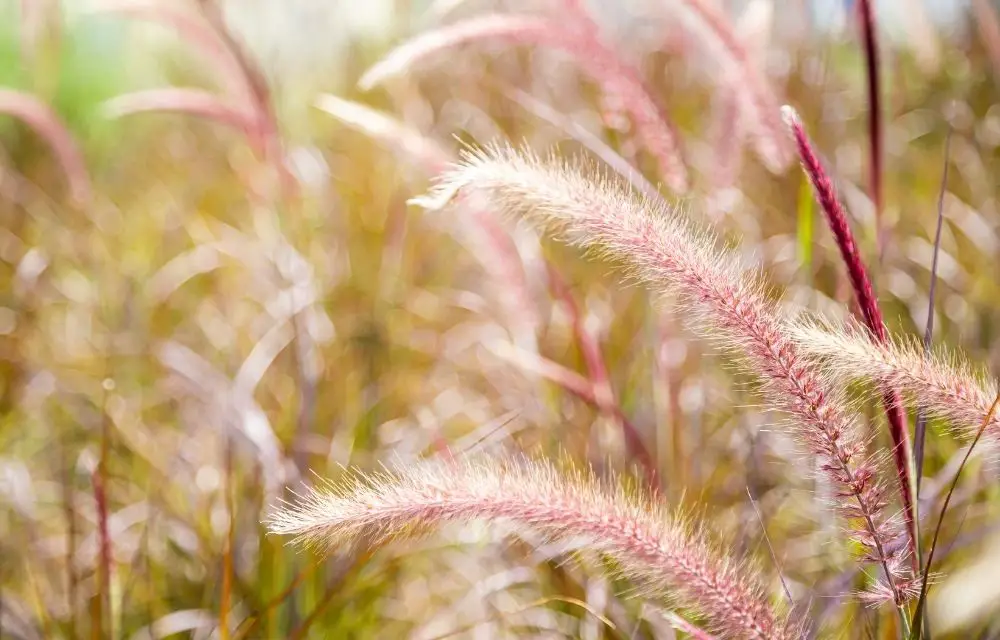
[[268, 457, 798, 639]]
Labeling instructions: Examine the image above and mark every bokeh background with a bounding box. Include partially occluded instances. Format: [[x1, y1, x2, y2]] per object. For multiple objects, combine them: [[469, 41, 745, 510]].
[[2, 0, 1000, 638]]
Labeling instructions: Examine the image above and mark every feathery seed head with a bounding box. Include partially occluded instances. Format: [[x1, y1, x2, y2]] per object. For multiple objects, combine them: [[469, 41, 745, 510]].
[[790, 318, 1000, 448], [268, 456, 799, 639]]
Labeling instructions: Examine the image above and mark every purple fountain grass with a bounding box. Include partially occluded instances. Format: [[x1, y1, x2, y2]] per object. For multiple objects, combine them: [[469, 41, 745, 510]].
[[268, 456, 799, 639], [782, 106, 917, 568], [358, 13, 689, 193], [411, 144, 917, 607], [790, 321, 1000, 449], [0, 89, 91, 204], [546, 266, 659, 486]]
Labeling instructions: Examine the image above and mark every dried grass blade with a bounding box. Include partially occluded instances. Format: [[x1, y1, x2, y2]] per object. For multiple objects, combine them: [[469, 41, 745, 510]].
[[914, 130, 951, 487]]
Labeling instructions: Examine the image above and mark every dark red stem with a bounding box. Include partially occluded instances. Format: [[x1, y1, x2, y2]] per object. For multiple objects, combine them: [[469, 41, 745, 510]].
[[857, 0, 884, 254]]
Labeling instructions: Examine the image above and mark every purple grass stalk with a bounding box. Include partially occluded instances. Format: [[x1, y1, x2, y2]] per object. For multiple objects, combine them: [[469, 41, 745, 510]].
[[269, 457, 799, 639], [493, 343, 654, 466], [63, 450, 78, 636], [856, 0, 885, 254], [412, 144, 916, 607], [359, 14, 689, 193], [0, 89, 91, 204], [782, 106, 917, 570]]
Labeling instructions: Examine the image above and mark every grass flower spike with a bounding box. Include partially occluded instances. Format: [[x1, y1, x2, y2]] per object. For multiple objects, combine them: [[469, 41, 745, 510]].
[[268, 457, 797, 639], [790, 321, 1000, 447]]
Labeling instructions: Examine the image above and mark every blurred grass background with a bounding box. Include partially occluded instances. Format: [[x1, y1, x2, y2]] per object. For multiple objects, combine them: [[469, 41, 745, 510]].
[[2, 0, 1000, 638]]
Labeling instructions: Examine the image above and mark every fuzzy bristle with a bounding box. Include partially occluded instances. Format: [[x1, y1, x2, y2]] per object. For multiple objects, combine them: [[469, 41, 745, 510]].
[[268, 456, 797, 639], [790, 319, 1000, 448]]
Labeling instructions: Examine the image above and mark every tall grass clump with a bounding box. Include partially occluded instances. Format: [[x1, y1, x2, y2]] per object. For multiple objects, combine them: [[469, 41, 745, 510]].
[[271, 143, 925, 629]]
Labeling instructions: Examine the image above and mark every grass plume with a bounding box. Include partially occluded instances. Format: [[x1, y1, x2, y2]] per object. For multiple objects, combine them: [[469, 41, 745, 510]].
[[412, 144, 916, 606], [790, 320, 1000, 448], [268, 456, 797, 639]]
